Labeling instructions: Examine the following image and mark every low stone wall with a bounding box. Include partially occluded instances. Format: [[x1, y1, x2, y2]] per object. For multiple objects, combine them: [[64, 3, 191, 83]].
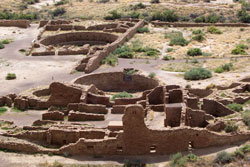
[[86, 93, 112, 107], [39, 20, 72, 28], [78, 103, 108, 114], [111, 105, 126, 114], [74, 72, 159, 92], [40, 32, 118, 46], [0, 20, 30, 28], [187, 88, 213, 98], [68, 111, 105, 121], [42, 111, 64, 121], [152, 21, 250, 27]]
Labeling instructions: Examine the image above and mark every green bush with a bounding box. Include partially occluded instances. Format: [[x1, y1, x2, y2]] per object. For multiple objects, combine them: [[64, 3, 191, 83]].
[[232, 47, 247, 55], [0, 42, 5, 49], [148, 72, 156, 79], [237, 43, 249, 49], [151, 0, 160, 3], [101, 54, 118, 66], [215, 63, 233, 73], [170, 152, 187, 167], [0, 11, 39, 20], [227, 103, 243, 112], [213, 151, 233, 164], [51, 8, 66, 17], [137, 26, 150, 33], [114, 45, 131, 55], [1, 39, 11, 44], [192, 29, 203, 35], [118, 51, 134, 58], [233, 144, 250, 159], [111, 92, 133, 101], [224, 121, 238, 133], [184, 68, 212, 80], [165, 32, 188, 46], [186, 153, 198, 162], [207, 26, 222, 34], [55, 0, 69, 6], [163, 55, 172, 61], [131, 3, 146, 10], [6, 73, 16, 80], [242, 110, 250, 129], [190, 59, 199, 64], [152, 10, 179, 22], [194, 13, 223, 23], [192, 34, 205, 42], [104, 10, 121, 20], [0, 107, 7, 114], [129, 11, 140, 19], [187, 48, 202, 56], [167, 48, 173, 52], [124, 69, 136, 76], [237, 9, 250, 23]]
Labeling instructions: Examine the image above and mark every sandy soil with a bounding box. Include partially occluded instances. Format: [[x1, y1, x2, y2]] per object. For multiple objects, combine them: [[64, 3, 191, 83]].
[[0, 25, 85, 96]]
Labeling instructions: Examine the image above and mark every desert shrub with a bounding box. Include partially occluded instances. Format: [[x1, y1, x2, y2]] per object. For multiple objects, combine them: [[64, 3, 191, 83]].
[[6, 73, 16, 80], [0, 42, 5, 49], [152, 10, 179, 22], [186, 153, 198, 162], [111, 92, 133, 101], [1, 39, 11, 44], [227, 103, 243, 112], [151, 0, 160, 3], [214, 63, 233, 73], [129, 11, 140, 19], [167, 48, 173, 52], [237, 43, 249, 49], [23, 0, 40, 5], [194, 13, 223, 23], [148, 72, 156, 79], [242, 110, 250, 129], [192, 34, 205, 42], [0, 107, 7, 114], [97, 0, 110, 3], [55, 0, 69, 6], [101, 54, 118, 66], [224, 121, 238, 133], [213, 151, 233, 164], [187, 48, 202, 56], [104, 10, 121, 20], [233, 144, 250, 159], [237, 9, 250, 23], [114, 45, 131, 55], [118, 51, 134, 59], [190, 59, 199, 64], [137, 26, 150, 33], [184, 68, 212, 80], [51, 8, 66, 17], [169, 152, 187, 167], [124, 69, 136, 76], [131, 3, 146, 10], [165, 31, 188, 46], [232, 47, 247, 55], [192, 29, 203, 35], [207, 26, 222, 34], [163, 55, 171, 61]]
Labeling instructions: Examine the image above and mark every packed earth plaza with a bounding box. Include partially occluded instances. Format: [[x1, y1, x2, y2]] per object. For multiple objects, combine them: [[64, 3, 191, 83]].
[[0, 0, 250, 166]]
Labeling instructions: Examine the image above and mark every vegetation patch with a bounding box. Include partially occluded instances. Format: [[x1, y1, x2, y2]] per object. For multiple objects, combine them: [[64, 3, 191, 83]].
[[227, 103, 243, 112], [102, 54, 118, 66], [152, 9, 179, 22], [214, 63, 234, 73], [207, 26, 222, 34], [213, 151, 233, 164], [184, 68, 212, 80], [137, 26, 150, 33], [242, 110, 250, 129], [232, 44, 248, 55], [111, 92, 133, 101], [165, 31, 189, 46], [6, 73, 16, 80], [224, 121, 238, 133], [187, 48, 202, 56], [0, 107, 7, 114]]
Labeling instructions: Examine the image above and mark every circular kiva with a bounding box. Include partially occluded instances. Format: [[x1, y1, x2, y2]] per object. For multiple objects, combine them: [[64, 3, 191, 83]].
[[74, 72, 159, 92], [40, 32, 119, 46]]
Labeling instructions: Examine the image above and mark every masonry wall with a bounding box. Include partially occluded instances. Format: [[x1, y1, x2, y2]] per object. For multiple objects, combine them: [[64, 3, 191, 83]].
[[0, 20, 30, 28]]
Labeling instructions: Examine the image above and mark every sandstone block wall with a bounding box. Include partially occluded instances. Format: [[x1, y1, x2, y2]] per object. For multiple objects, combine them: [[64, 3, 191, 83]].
[[68, 111, 105, 121], [0, 20, 30, 28], [42, 111, 64, 121]]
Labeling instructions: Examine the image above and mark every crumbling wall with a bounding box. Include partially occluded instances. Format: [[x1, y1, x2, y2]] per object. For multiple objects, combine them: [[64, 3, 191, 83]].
[[202, 99, 235, 117], [187, 88, 213, 98], [42, 111, 64, 121], [78, 103, 108, 114], [185, 108, 208, 127], [164, 104, 182, 127], [68, 111, 105, 121], [74, 72, 159, 92], [0, 20, 30, 28]]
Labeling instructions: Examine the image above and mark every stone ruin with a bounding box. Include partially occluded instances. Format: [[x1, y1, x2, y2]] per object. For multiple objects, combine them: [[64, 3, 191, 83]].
[[0, 69, 249, 156], [28, 19, 145, 73]]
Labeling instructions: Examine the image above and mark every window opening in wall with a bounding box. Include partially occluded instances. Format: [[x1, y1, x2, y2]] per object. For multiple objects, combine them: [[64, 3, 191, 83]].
[[150, 145, 157, 153], [117, 146, 123, 152]]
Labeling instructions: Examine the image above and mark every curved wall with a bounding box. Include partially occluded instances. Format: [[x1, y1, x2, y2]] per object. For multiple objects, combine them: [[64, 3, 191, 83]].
[[74, 72, 159, 92], [40, 32, 118, 46]]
